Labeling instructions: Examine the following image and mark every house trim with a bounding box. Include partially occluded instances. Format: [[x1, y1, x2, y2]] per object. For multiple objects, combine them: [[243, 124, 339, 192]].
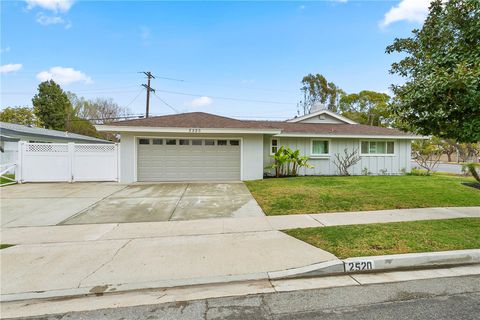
[[286, 110, 358, 124], [276, 133, 422, 140], [96, 125, 281, 135]]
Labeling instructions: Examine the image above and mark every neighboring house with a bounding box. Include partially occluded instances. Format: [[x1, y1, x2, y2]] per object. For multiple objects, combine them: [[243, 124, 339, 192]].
[[0, 121, 111, 166], [96, 111, 422, 183]]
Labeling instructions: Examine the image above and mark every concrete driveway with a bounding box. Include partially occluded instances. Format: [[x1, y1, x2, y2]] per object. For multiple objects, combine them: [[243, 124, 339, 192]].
[[0, 182, 264, 227]]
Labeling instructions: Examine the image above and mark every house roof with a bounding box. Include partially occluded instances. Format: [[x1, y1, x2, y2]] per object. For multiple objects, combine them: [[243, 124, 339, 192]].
[[0, 122, 112, 144], [97, 112, 420, 139]]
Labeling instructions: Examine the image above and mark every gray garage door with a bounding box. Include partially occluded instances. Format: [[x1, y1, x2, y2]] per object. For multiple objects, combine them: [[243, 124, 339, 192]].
[[137, 138, 241, 181]]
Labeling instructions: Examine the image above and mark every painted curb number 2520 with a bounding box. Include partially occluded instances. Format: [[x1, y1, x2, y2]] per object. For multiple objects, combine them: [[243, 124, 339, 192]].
[[346, 261, 374, 272]]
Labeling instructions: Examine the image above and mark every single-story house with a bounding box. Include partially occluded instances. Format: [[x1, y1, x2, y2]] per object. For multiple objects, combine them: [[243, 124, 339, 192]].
[[96, 110, 421, 183], [0, 121, 111, 166]]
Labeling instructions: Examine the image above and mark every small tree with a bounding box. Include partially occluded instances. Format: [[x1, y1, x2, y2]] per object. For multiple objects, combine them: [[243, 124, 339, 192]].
[[440, 139, 458, 162], [412, 139, 443, 174], [333, 148, 361, 176]]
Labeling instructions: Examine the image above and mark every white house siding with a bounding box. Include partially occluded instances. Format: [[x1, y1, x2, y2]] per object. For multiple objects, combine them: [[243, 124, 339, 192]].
[[118, 132, 264, 183], [119, 134, 136, 183], [264, 137, 411, 176]]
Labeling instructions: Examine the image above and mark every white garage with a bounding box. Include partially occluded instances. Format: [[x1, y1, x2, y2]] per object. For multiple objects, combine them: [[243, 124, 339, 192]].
[[136, 137, 241, 181]]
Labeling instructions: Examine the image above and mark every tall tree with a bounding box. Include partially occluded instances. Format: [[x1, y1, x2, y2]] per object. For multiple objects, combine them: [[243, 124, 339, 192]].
[[386, 0, 480, 142], [68, 94, 129, 124], [0, 106, 39, 126], [32, 80, 73, 130], [338, 91, 392, 127], [298, 74, 343, 114]]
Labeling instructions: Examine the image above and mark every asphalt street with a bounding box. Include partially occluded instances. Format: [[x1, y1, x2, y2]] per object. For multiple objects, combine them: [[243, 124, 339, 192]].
[[411, 161, 464, 174], [16, 274, 480, 320]]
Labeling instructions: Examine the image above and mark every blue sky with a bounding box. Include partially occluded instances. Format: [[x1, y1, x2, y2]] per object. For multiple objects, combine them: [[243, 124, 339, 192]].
[[1, 0, 430, 120]]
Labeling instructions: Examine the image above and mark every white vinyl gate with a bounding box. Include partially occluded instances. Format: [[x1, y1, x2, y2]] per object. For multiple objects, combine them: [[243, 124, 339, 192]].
[[17, 142, 119, 182]]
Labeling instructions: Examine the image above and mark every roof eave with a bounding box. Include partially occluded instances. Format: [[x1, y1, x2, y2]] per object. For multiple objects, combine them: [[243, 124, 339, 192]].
[[95, 125, 282, 135], [275, 132, 426, 139]]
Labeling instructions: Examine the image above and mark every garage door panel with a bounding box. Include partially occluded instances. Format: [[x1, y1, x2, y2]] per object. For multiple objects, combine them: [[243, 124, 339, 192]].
[[137, 138, 241, 181]]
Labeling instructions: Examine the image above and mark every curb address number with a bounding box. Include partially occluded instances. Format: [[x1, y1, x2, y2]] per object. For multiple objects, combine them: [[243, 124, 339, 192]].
[[346, 260, 375, 272]]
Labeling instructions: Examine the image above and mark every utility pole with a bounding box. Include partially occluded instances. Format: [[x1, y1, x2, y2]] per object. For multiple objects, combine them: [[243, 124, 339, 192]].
[[141, 71, 155, 118]]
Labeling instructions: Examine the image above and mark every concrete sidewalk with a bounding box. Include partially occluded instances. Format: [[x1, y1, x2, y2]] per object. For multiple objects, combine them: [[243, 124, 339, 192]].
[[1, 206, 478, 302], [1, 231, 337, 301], [2, 206, 479, 245]]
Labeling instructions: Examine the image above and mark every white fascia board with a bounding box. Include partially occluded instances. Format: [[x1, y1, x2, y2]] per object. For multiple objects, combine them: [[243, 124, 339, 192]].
[[287, 110, 357, 124], [275, 133, 426, 140], [95, 125, 282, 135]]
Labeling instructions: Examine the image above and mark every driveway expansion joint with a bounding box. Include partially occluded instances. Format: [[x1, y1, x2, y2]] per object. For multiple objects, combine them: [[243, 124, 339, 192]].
[[167, 183, 189, 221]]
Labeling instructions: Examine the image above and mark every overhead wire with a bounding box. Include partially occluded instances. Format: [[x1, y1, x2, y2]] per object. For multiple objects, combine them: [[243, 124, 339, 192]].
[[152, 91, 180, 113]]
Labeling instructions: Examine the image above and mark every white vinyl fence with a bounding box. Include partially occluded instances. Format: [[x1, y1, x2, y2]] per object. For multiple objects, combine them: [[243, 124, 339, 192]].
[[17, 142, 119, 183]]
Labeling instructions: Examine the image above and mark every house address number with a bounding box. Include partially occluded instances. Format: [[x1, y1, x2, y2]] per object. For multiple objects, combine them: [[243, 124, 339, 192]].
[[189, 128, 201, 133], [345, 260, 375, 272]]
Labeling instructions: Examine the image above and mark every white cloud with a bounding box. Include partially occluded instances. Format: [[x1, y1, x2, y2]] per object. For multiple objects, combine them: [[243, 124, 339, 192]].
[[0, 64, 23, 74], [25, 0, 75, 13], [36, 12, 72, 28], [36, 66, 92, 85], [36, 12, 67, 26], [188, 96, 213, 108], [0, 46, 11, 53], [380, 0, 431, 28]]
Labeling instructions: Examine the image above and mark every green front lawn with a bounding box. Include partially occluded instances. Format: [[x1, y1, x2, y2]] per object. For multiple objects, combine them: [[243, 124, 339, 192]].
[[0, 174, 16, 186], [285, 218, 480, 259], [245, 175, 480, 215]]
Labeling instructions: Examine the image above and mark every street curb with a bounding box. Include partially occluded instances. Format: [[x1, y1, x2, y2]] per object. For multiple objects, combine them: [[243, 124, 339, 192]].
[[269, 249, 480, 280], [2, 250, 479, 302], [268, 260, 344, 279], [343, 249, 480, 273]]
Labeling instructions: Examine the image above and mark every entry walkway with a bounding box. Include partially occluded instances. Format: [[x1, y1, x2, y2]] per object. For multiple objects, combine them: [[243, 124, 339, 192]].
[[2, 206, 479, 245]]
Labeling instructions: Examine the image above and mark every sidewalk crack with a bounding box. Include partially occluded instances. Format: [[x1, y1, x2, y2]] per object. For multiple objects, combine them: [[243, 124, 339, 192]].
[[77, 239, 132, 288]]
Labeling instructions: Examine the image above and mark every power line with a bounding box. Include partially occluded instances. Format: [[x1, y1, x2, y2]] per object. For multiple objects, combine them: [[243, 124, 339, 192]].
[[152, 91, 180, 114], [155, 89, 295, 105], [124, 89, 145, 108]]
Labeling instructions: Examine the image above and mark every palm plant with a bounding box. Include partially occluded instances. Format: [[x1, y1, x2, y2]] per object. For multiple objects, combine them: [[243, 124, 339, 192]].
[[266, 146, 314, 177]]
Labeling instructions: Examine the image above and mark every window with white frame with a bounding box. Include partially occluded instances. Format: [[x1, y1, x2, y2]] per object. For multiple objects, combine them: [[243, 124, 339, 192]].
[[361, 141, 394, 155], [311, 140, 329, 156], [270, 138, 278, 154]]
